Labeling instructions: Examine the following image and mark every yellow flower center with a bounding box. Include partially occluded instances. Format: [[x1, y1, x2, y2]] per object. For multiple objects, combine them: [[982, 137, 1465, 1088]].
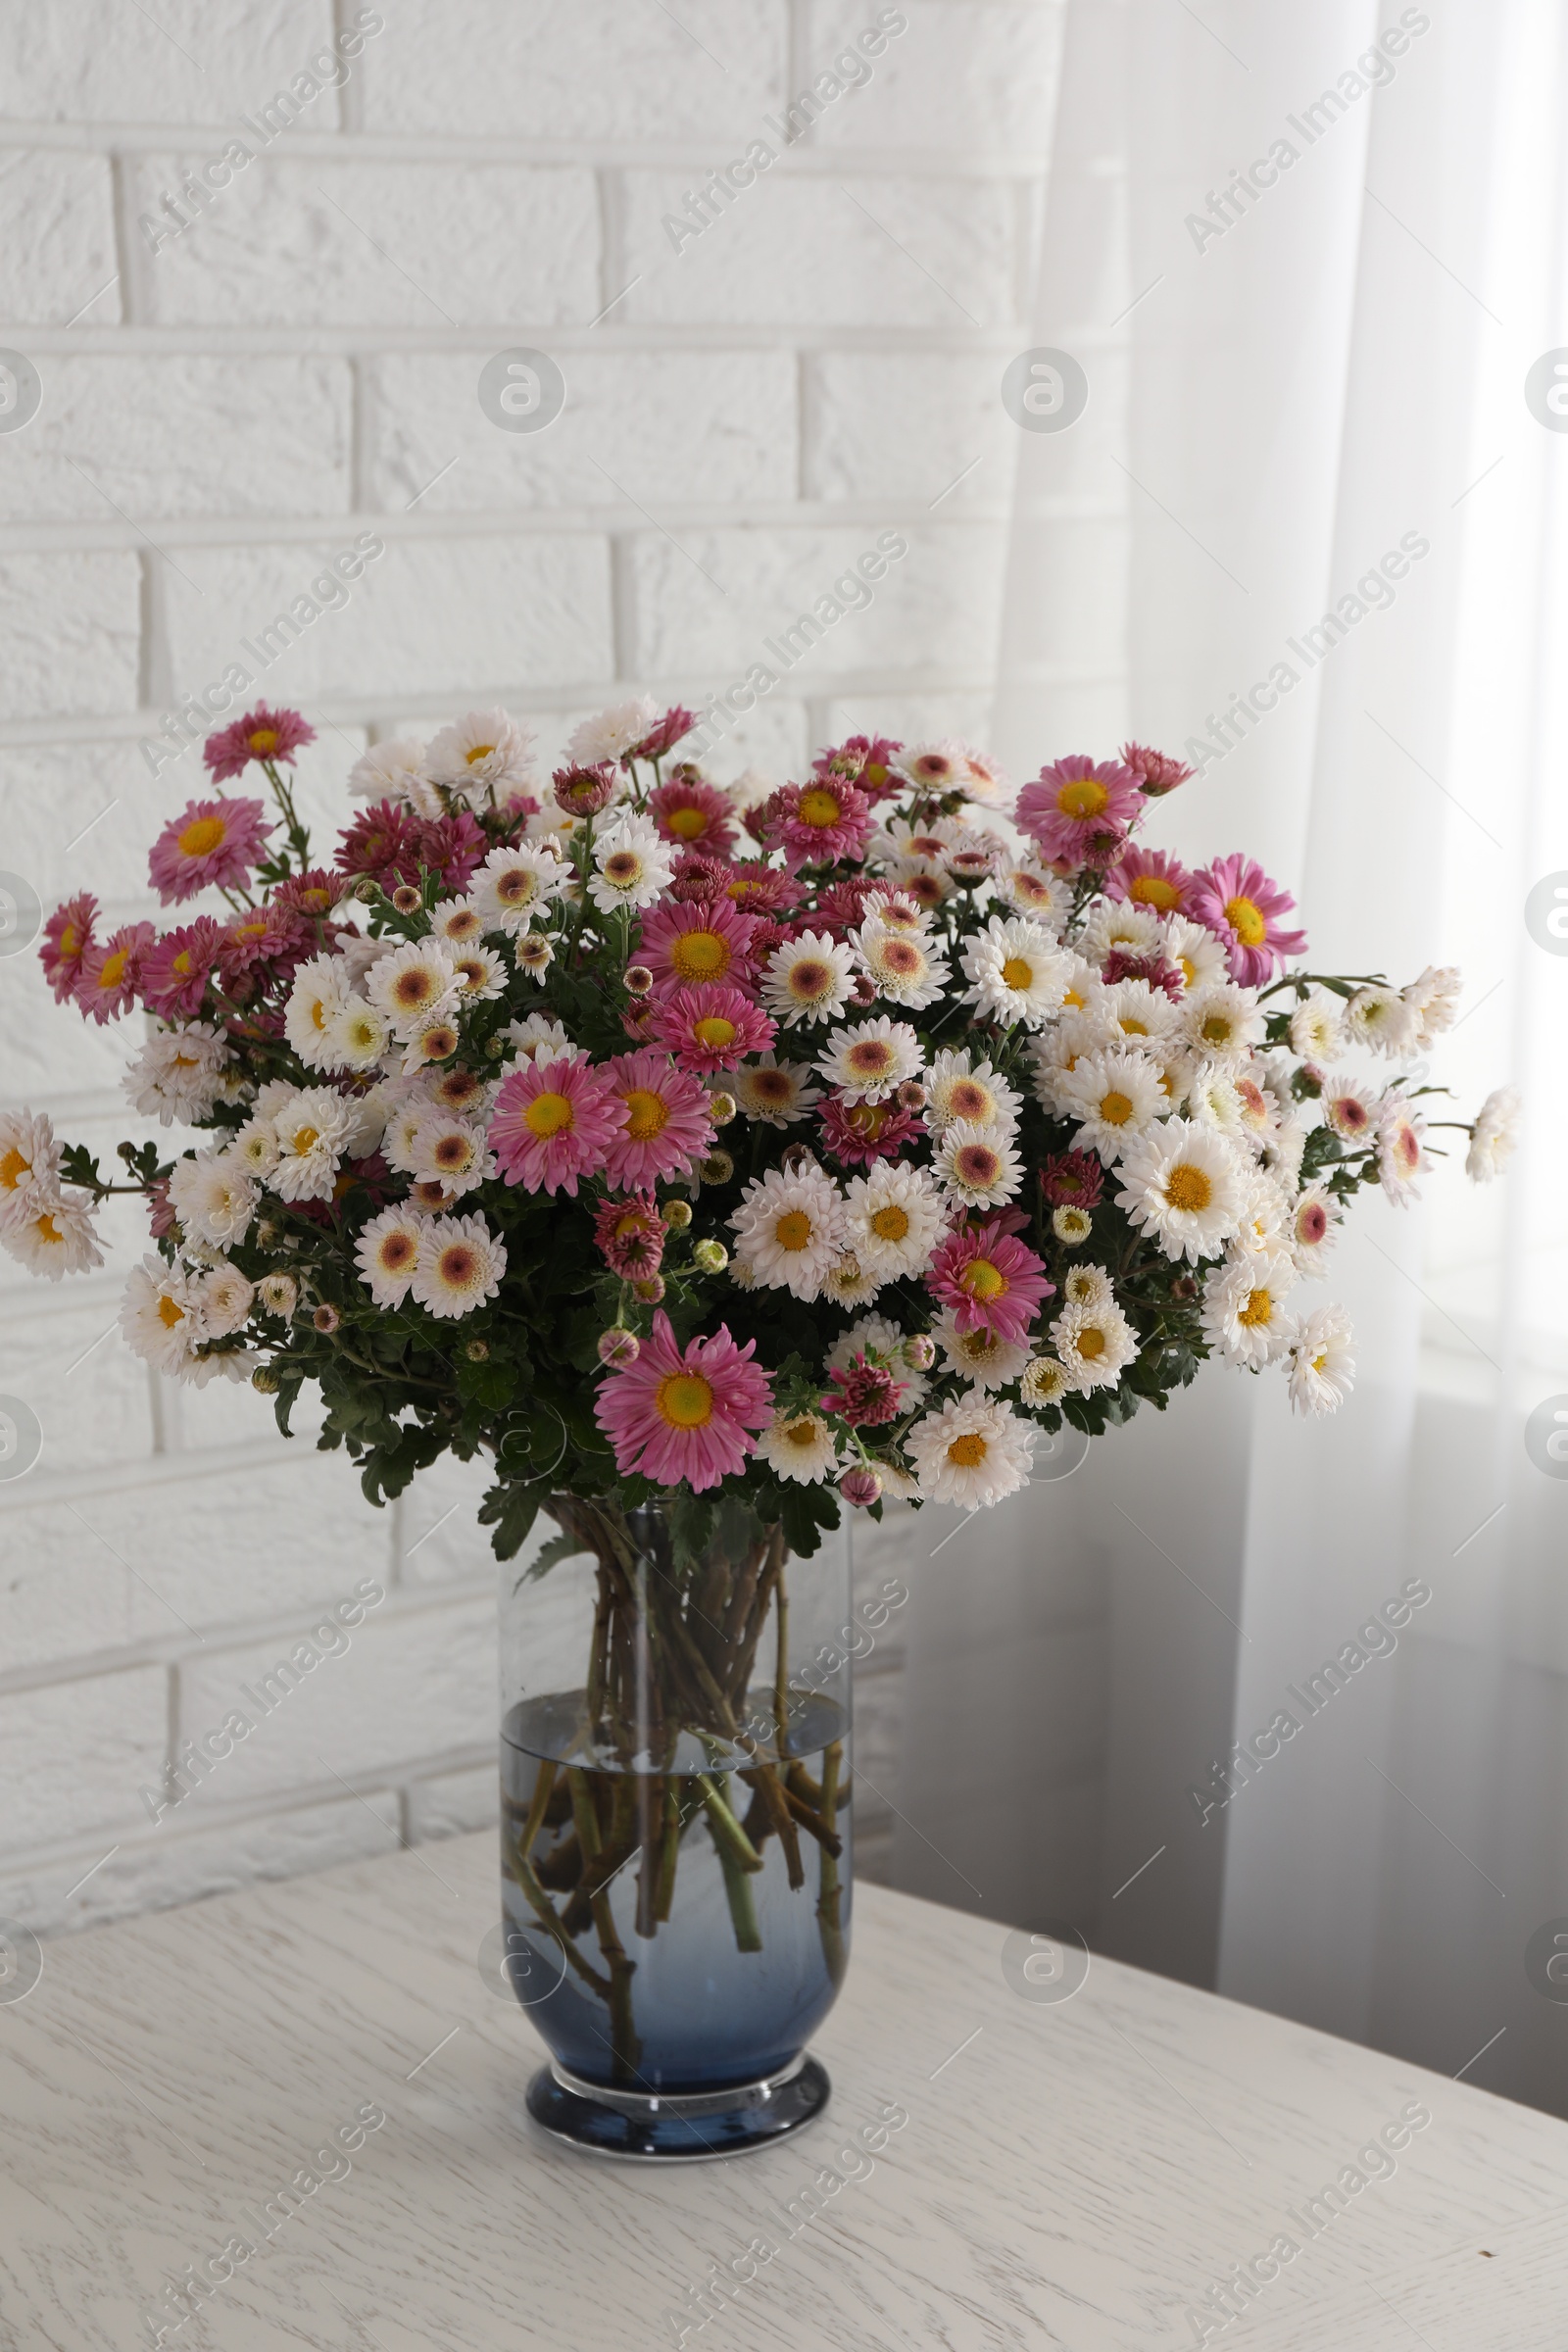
[[97, 949, 128, 989], [798, 788, 842, 827], [657, 1372, 713, 1429], [622, 1088, 668, 1141], [693, 1015, 737, 1051], [870, 1203, 910, 1242], [60, 924, 81, 956], [1129, 875, 1180, 909], [33, 1212, 62, 1243], [1177, 956, 1196, 988], [1000, 956, 1033, 991], [848, 1042, 893, 1076], [665, 805, 708, 839], [1099, 1090, 1133, 1126], [524, 1092, 574, 1139], [0, 1148, 29, 1189], [947, 1432, 988, 1468], [774, 1209, 813, 1250], [1200, 1015, 1232, 1046], [158, 1294, 185, 1328], [1224, 894, 1267, 947], [172, 951, 193, 979], [604, 852, 642, 885], [784, 1418, 817, 1448], [1056, 778, 1107, 819], [671, 930, 728, 981], [465, 743, 495, 765], [248, 728, 278, 754], [1237, 1288, 1273, 1329], [960, 1257, 1004, 1300], [1075, 1327, 1105, 1360], [787, 959, 829, 999], [1119, 1016, 1150, 1036], [178, 814, 226, 858], [1164, 1164, 1212, 1213], [290, 1125, 319, 1154]]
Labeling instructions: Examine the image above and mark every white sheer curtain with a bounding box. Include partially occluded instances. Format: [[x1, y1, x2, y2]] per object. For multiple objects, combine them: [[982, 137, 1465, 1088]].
[[971, 0, 1568, 2112]]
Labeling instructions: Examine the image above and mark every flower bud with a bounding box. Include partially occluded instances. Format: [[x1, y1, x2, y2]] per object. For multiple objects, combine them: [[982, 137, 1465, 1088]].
[[250, 1366, 281, 1394], [662, 1198, 693, 1230], [693, 1239, 728, 1273], [850, 974, 878, 1006], [465, 1337, 489, 1362], [709, 1091, 737, 1126], [903, 1334, 936, 1372], [698, 1151, 734, 1185], [624, 964, 654, 996], [840, 1466, 883, 1508], [632, 1276, 666, 1304], [598, 1328, 641, 1368], [896, 1081, 927, 1112], [391, 884, 422, 913], [552, 760, 618, 816], [313, 1303, 341, 1335]]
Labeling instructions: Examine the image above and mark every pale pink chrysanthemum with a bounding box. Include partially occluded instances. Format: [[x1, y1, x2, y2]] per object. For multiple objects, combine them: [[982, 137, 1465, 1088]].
[[1016, 756, 1142, 867], [593, 1310, 772, 1492], [1104, 845, 1194, 919], [599, 1047, 715, 1191], [1187, 854, 1307, 987], [148, 798, 273, 905], [651, 984, 776, 1074], [490, 1055, 620, 1197]]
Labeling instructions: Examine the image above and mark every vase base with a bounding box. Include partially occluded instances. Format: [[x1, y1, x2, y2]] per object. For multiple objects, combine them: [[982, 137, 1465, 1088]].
[[525, 2050, 830, 2162]]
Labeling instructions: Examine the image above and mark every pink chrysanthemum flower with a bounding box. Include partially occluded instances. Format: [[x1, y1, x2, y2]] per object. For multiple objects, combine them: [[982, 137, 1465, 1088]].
[[1040, 1151, 1103, 1207], [78, 921, 155, 1023], [817, 1091, 925, 1168], [812, 879, 879, 938], [821, 1351, 909, 1429], [1188, 854, 1307, 986], [636, 896, 759, 996], [593, 1192, 666, 1280], [652, 984, 775, 1074], [39, 893, 98, 1004], [1101, 949, 1183, 1002], [927, 1220, 1054, 1342], [148, 797, 273, 906], [141, 918, 226, 1020], [647, 774, 737, 856], [551, 761, 618, 816], [1120, 741, 1194, 797], [627, 706, 697, 764], [599, 1047, 715, 1191], [594, 1310, 772, 1492], [203, 704, 316, 782], [1105, 845, 1194, 919], [715, 861, 802, 918], [1016, 757, 1143, 868], [490, 1055, 620, 1197], [216, 905, 295, 984], [766, 778, 872, 868], [815, 733, 902, 800]]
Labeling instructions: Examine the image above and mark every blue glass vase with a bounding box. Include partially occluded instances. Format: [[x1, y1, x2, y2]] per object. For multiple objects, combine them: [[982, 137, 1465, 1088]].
[[499, 1494, 852, 2160]]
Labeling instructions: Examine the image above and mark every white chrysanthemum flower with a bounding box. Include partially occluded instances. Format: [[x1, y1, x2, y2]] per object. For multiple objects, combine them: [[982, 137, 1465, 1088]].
[[340, 1083, 396, 1160], [120, 1255, 202, 1373], [1115, 1118, 1247, 1263], [1285, 1302, 1356, 1417], [825, 1313, 930, 1406], [1200, 1250, 1297, 1368], [326, 997, 391, 1073], [1466, 1085, 1521, 1183], [198, 1260, 254, 1339], [270, 1088, 355, 1203], [283, 953, 354, 1072], [380, 1097, 428, 1177], [449, 945, 508, 1004], [0, 1109, 61, 1225], [959, 915, 1072, 1029], [923, 1051, 1022, 1139], [933, 1120, 1024, 1210], [1059, 1262, 1114, 1312], [399, 1008, 464, 1077], [1377, 1101, 1428, 1205], [514, 932, 555, 982], [355, 1204, 424, 1305], [843, 1161, 946, 1283], [762, 931, 858, 1028], [123, 1022, 230, 1126], [1182, 983, 1263, 1063], [411, 1211, 507, 1318], [1026, 1012, 1100, 1116], [429, 896, 485, 946], [425, 709, 536, 805], [940, 826, 1007, 885], [1261, 1110, 1310, 1189], [855, 919, 951, 1010], [993, 864, 1068, 926], [732, 1060, 821, 1127], [897, 739, 969, 796], [1289, 991, 1343, 1064], [1186, 1063, 1247, 1136], [168, 1151, 258, 1248], [758, 1409, 841, 1485], [1288, 1183, 1342, 1271], [256, 1271, 298, 1317], [907, 1393, 1036, 1507], [505, 1012, 573, 1064], [1059, 1048, 1167, 1161], [870, 813, 961, 866], [589, 814, 675, 914], [957, 743, 1012, 807], [1052, 1296, 1139, 1391], [348, 736, 442, 820], [817, 1015, 922, 1105], [1403, 963, 1462, 1048], [1345, 984, 1419, 1058], [409, 1113, 493, 1199], [1019, 1354, 1072, 1408], [932, 1310, 1032, 1393], [231, 1117, 280, 1176], [1162, 915, 1230, 995], [819, 1250, 880, 1309], [1089, 977, 1180, 1050], [729, 1162, 845, 1300], [881, 855, 950, 915], [1233, 1171, 1290, 1257], [1080, 901, 1164, 966], [566, 695, 660, 765], [253, 1078, 296, 1119], [470, 842, 569, 935], [1053, 1204, 1093, 1247], [0, 1191, 103, 1280], [364, 939, 460, 1038]]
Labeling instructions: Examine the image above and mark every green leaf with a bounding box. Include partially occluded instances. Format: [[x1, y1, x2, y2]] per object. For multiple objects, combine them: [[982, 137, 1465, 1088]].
[[478, 1479, 545, 1561]]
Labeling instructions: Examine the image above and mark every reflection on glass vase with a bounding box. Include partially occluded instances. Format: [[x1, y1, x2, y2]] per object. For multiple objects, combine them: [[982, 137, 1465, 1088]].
[[499, 1493, 851, 2159]]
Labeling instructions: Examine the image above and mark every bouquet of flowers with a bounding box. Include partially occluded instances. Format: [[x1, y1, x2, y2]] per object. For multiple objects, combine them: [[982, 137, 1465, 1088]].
[[4, 697, 1518, 1571]]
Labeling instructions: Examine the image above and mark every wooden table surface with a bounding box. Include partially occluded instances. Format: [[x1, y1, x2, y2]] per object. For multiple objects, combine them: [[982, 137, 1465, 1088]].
[[1, 1829, 1564, 2350]]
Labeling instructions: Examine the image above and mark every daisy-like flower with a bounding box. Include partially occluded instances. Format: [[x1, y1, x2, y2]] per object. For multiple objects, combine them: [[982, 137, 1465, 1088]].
[[40, 892, 98, 1003], [817, 1015, 922, 1105], [1181, 983, 1263, 1063], [471, 841, 569, 936], [823, 1313, 929, 1406], [0, 1110, 61, 1225], [491, 1055, 621, 1197], [761, 930, 858, 1027], [1289, 1183, 1341, 1269], [1162, 914, 1231, 996], [934, 1121, 1025, 1210], [1105, 845, 1194, 918], [1060, 1262, 1114, 1312], [638, 897, 758, 995], [1090, 976, 1179, 1050], [140, 918, 224, 1022], [881, 855, 949, 915], [932, 1311, 1032, 1393], [168, 1151, 258, 1248], [1188, 855, 1307, 986], [1377, 1101, 1428, 1204], [1016, 756, 1142, 866], [1054, 1204, 1093, 1246], [1, 1192, 103, 1280], [1080, 901, 1165, 967], [566, 695, 660, 767], [589, 814, 675, 915], [729, 1161, 845, 1299], [652, 984, 775, 1075], [78, 922, 155, 1023], [355, 1205, 425, 1305], [819, 1250, 881, 1309], [907, 1393, 1036, 1507], [349, 737, 442, 819], [1052, 1296, 1139, 1391], [1289, 991, 1343, 1064], [593, 1192, 665, 1279], [271, 1088, 355, 1203], [993, 863, 1068, 925], [411, 1211, 507, 1318], [327, 997, 392, 1072], [410, 1112, 493, 1199], [732, 1059, 821, 1127], [1322, 1083, 1377, 1144], [1231, 1171, 1289, 1257], [594, 1310, 773, 1492], [928, 1220, 1052, 1342], [959, 916, 1072, 1029], [284, 953, 355, 1069], [1020, 1354, 1072, 1408], [1466, 1085, 1521, 1183], [364, 940, 460, 1038], [1059, 1048, 1167, 1161], [120, 1254, 202, 1373], [647, 774, 736, 855], [514, 933, 556, 982], [897, 740, 967, 795], [1404, 963, 1462, 1047], [1121, 741, 1195, 797], [855, 918, 951, 1010], [505, 1012, 572, 1065], [198, 1261, 254, 1339], [231, 1117, 280, 1177], [758, 1408, 841, 1484], [256, 1271, 298, 1317], [922, 1051, 1022, 1140], [444, 945, 505, 1006], [1345, 984, 1420, 1058], [599, 1048, 715, 1191], [1285, 1303, 1356, 1417], [820, 1346, 914, 1429], [203, 703, 315, 783], [768, 778, 871, 867], [429, 897, 486, 946], [843, 1161, 946, 1284], [425, 709, 536, 806], [148, 798, 272, 906], [122, 1022, 230, 1126], [1200, 1250, 1297, 1368], [1115, 1118, 1247, 1263]]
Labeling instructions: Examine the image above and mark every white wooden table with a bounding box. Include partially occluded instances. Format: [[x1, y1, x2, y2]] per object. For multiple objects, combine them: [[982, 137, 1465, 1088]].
[[2, 1832, 1565, 2350]]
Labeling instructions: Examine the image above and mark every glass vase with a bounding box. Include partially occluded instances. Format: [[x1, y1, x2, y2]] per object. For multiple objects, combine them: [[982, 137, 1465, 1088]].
[[498, 1494, 852, 2159]]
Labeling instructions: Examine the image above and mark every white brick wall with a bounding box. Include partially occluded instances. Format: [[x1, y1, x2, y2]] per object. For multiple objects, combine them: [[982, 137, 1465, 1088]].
[[0, 0, 1065, 1939]]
